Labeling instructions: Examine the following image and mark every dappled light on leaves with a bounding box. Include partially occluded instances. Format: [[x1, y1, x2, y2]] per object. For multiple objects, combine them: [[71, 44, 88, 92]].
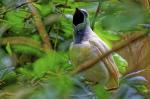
[[99, 1, 146, 32], [0, 0, 150, 99]]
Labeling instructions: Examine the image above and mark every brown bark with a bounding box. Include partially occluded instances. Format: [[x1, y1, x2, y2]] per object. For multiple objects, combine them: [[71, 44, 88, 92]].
[[26, 0, 52, 52]]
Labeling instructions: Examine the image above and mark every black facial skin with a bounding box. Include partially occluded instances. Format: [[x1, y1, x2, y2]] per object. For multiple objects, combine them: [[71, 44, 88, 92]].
[[73, 8, 88, 44], [73, 8, 84, 26]]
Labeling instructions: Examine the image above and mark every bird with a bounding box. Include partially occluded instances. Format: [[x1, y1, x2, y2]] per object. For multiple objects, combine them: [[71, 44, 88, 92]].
[[69, 8, 120, 88]]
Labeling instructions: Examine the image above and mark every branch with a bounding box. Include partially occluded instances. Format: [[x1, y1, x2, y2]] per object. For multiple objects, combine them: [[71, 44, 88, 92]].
[[26, 0, 52, 51], [141, 0, 150, 8], [123, 69, 150, 80], [0, 1, 34, 15], [55, 4, 71, 8], [91, 0, 101, 30], [0, 37, 44, 52], [71, 32, 148, 75]]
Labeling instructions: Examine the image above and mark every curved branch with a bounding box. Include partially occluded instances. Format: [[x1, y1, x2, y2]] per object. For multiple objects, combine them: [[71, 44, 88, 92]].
[[0, 37, 44, 52], [71, 32, 148, 75], [26, 0, 52, 51]]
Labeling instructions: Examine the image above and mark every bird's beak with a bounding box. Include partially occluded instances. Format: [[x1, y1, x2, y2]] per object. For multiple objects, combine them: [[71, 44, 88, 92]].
[[76, 8, 79, 10], [75, 8, 80, 11], [73, 8, 84, 26], [75, 8, 82, 14]]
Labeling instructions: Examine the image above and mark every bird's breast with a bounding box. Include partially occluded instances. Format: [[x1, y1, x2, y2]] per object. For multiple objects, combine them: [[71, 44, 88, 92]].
[[69, 41, 110, 84], [69, 41, 97, 65]]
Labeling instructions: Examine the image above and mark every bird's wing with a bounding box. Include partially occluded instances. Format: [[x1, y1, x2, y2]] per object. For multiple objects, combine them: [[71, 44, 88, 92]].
[[89, 37, 120, 82], [69, 41, 111, 84]]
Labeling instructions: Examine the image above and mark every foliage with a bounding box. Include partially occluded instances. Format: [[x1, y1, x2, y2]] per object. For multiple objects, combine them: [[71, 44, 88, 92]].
[[0, 0, 150, 99], [113, 53, 128, 74], [113, 75, 148, 99], [97, 0, 146, 32]]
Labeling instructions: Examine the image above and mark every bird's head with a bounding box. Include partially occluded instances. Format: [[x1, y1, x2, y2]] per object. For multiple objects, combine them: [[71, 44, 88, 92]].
[[73, 8, 89, 32]]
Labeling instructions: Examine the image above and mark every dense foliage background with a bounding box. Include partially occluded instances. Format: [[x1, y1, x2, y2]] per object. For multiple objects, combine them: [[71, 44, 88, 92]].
[[0, 0, 150, 99]]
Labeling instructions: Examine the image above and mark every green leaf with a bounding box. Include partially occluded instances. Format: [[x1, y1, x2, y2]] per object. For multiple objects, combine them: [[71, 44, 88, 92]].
[[94, 25, 120, 48], [61, 17, 73, 38], [17, 67, 34, 78], [100, 1, 145, 32], [100, 31, 121, 41], [118, 76, 148, 98], [113, 53, 128, 74], [0, 20, 11, 37], [94, 85, 109, 99], [94, 23, 121, 41], [6, 43, 12, 55], [136, 85, 148, 93], [5, 10, 29, 33], [33, 51, 67, 77], [33, 3, 52, 16], [2, 71, 16, 81], [12, 45, 44, 57], [126, 76, 148, 86], [28, 75, 73, 99], [94, 29, 112, 48], [31, 34, 41, 41]]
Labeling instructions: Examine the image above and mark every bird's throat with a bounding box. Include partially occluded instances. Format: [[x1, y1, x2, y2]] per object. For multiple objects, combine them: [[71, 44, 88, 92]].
[[74, 25, 92, 44], [74, 30, 84, 44]]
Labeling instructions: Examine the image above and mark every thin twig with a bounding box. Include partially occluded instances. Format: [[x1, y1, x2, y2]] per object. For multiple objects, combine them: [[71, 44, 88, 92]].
[[55, 4, 71, 8], [123, 69, 150, 79], [91, 0, 101, 30], [71, 32, 148, 75], [0, 1, 33, 15], [26, 0, 52, 51]]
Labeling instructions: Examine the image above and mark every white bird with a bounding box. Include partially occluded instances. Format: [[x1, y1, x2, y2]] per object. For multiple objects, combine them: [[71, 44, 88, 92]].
[[69, 8, 120, 88]]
